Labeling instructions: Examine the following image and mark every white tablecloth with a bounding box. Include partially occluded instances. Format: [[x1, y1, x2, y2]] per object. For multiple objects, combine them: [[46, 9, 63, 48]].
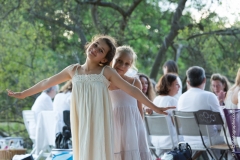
[[35, 111, 61, 154]]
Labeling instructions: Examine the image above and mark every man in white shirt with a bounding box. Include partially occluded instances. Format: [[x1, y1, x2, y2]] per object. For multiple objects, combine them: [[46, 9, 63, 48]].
[[177, 66, 224, 158], [31, 86, 59, 119]]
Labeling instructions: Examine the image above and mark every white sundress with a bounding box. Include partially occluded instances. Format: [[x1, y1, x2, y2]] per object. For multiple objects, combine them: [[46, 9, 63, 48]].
[[110, 78, 152, 160], [71, 65, 114, 160]]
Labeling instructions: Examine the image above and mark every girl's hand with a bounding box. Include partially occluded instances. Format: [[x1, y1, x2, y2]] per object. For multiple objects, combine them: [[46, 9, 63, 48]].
[[145, 108, 153, 115], [153, 106, 176, 115], [6, 89, 25, 99]]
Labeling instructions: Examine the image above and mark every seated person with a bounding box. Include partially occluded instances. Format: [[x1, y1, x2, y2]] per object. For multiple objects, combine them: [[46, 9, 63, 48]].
[[210, 73, 230, 106], [178, 66, 224, 158], [151, 73, 181, 156], [29, 85, 58, 139], [31, 85, 58, 119], [53, 80, 72, 129], [137, 73, 156, 115], [223, 68, 240, 160], [162, 60, 182, 100]]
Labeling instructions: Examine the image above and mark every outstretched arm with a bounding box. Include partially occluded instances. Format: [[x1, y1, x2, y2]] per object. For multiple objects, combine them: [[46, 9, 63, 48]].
[[105, 67, 175, 115], [134, 78, 144, 118], [7, 64, 76, 99]]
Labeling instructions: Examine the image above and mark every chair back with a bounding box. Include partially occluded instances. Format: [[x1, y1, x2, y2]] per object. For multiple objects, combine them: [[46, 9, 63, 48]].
[[223, 109, 240, 137], [144, 113, 175, 149], [22, 110, 36, 140], [194, 110, 224, 125], [172, 110, 208, 137], [223, 108, 240, 158], [63, 110, 70, 129], [145, 113, 171, 135]]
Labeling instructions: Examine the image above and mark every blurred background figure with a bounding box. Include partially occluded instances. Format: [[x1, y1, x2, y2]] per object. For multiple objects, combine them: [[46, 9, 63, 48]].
[[31, 85, 59, 119], [210, 73, 230, 106], [162, 60, 182, 100], [223, 68, 240, 160], [151, 73, 180, 156], [30, 85, 59, 139], [137, 73, 156, 114], [53, 80, 72, 129]]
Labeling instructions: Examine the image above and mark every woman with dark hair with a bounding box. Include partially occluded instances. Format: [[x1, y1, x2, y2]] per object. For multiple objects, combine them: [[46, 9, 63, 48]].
[[210, 73, 230, 106], [163, 60, 182, 100], [137, 73, 156, 101], [151, 73, 180, 156], [137, 73, 156, 114]]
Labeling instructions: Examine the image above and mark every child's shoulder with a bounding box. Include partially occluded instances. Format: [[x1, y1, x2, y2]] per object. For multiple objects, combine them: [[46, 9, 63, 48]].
[[102, 65, 115, 73], [125, 75, 141, 85], [67, 63, 81, 71]]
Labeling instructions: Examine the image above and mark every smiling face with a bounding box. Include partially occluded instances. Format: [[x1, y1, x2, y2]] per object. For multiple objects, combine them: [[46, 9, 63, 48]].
[[112, 52, 133, 76], [87, 39, 110, 65]]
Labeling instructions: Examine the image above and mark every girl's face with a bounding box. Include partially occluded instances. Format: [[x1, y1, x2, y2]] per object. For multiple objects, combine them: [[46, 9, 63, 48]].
[[140, 77, 148, 94], [112, 52, 132, 76], [168, 79, 180, 96], [87, 39, 110, 64], [211, 80, 225, 94]]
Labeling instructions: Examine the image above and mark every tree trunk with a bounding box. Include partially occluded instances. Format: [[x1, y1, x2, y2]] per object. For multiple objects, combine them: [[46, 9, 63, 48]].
[[149, 0, 187, 80]]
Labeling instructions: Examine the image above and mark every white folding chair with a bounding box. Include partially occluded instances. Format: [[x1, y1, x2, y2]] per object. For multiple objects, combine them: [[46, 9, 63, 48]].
[[22, 110, 37, 155], [22, 110, 52, 160], [144, 113, 175, 159], [35, 111, 61, 159], [172, 110, 213, 159]]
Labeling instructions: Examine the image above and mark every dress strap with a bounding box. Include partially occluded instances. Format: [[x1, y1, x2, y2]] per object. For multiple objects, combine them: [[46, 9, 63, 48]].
[[100, 66, 107, 75], [132, 77, 136, 85], [75, 65, 80, 75]]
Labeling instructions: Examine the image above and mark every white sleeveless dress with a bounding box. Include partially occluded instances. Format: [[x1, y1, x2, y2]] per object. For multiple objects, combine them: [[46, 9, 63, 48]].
[[110, 78, 152, 160], [71, 65, 114, 160], [224, 90, 239, 144]]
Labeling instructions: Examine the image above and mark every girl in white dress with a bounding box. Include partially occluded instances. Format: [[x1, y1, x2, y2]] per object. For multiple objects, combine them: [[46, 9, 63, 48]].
[[109, 45, 152, 160], [224, 68, 240, 160], [151, 73, 180, 156], [7, 35, 174, 160]]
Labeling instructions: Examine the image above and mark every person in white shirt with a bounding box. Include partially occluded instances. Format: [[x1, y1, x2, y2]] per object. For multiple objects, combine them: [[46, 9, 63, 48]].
[[151, 73, 181, 156], [162, 60, 182, 100], [31, 85, 58, 119], [29, 85, 58, 139], [178, 66, 224, 158], [53, 80, 72, 129]]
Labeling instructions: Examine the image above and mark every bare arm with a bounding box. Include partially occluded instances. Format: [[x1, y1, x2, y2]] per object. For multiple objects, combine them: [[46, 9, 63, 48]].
[[105, 67, 175, 115], [134, 78, 144, 118], [7, 64, 76, 99]]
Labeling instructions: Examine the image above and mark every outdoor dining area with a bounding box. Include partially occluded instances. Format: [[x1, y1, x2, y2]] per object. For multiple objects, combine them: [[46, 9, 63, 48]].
[[145, 109, 240, 160], [1, 1, 240, 160], [0, 108, 240, 160]]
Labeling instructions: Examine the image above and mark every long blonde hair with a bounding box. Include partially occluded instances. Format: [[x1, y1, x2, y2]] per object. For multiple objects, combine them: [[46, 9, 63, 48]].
[[231, 68, 240, 90], [59, 80, 72, 93]]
